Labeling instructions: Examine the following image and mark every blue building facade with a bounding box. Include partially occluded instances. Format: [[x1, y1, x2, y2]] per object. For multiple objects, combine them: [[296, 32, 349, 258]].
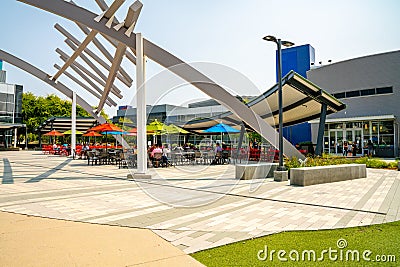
[[276, 44, 315, 145]]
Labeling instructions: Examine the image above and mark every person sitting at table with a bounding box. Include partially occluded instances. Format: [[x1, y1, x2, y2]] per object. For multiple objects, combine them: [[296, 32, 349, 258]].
[[162, 144, 171, 166], [211, 143, 223, 164], [79, 143, 90, 159], [52, 143, 60, 154], [151, 144, 162, 157], [150, 144, 163, 167]]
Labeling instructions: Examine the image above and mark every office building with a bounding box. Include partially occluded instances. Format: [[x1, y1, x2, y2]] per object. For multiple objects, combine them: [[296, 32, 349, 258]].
[[307, 50, 400, 157]]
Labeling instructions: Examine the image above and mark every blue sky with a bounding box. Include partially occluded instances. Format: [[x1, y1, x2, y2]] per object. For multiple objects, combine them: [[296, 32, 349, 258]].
[[1, 0, 399, 116]]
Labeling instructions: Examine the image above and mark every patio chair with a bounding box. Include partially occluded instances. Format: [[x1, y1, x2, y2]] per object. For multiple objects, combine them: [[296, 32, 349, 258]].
[[152, 152, 163, 168], [194, 151, 204, 165], [222, 150, 231, 164], [87, 151, 99, 166]]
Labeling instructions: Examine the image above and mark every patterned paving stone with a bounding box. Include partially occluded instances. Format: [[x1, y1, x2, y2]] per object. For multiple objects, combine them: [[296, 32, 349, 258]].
[[1, 151, 400, 253]]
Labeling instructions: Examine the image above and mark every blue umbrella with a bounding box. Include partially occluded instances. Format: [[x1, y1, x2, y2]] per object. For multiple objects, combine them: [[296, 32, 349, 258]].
[[203, 123, 240, 145], [101, 131, 128, 135], [203, 123, 240, 133]]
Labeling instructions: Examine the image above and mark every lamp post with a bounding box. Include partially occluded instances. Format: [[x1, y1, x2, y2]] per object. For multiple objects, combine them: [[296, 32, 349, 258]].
[[263, 35, 294, 171]]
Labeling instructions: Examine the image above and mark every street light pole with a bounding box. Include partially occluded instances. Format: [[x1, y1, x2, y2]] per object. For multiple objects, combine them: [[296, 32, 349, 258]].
[[263, 35, 294, 171], [276, 38, 285, 171]]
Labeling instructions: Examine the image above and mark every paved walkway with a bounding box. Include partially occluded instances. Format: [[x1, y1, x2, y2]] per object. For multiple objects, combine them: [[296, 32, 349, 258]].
[[1, 151, 400, 256], [0, 211, 203, 266]]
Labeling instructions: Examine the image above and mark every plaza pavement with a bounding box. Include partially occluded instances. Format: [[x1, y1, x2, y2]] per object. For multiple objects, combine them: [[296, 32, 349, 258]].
[[1, 150, 400, 259]]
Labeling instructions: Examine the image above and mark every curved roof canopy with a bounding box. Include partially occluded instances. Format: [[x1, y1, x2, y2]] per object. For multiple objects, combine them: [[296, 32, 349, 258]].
[[184, 71, 346, 132]]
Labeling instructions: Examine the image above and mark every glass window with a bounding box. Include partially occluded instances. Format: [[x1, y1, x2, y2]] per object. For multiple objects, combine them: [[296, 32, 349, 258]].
[[363, 122, 370, 135], [345, 90, 360, 98], [360, 88, 375, 96], [333, 92, 345, 99], [380, 135, 394, 146], [330, 123, 343, 129], [379, 121, 393, 134], [372, 122, 379, 134], [376, 87, 393, 94]]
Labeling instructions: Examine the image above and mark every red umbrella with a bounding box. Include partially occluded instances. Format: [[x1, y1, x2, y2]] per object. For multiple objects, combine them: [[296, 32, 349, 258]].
[[87, 122, 123, 133], [87, 122, 124, 150], [83, 131, 103, 137], [43, 130, 64, 136]]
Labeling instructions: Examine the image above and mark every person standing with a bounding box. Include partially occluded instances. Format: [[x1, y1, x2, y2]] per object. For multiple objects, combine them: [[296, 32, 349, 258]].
[[352, 141, 357, 157], [343, 141, 348, 156], [367, 140, 374, 157]]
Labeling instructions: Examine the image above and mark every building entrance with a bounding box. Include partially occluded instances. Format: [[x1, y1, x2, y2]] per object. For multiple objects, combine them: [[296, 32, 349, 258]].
[[328, 128, 363, 155]]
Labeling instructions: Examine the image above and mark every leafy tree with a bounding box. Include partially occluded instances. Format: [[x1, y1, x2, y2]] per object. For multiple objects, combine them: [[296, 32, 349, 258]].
[[22, 92, 100, 134]]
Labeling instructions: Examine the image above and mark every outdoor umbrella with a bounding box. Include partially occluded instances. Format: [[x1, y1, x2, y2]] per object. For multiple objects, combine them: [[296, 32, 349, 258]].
[[63, 130, 83, 135], [202, 123, 240, 144], [87, 122, 124, 150], [43, 130, 64, 136], [164, 124, 190, 145], [146, 119, 167, 144], [43, 130, 64, 144], [83, 131, 103, 137], [165, 124, 190, 134], [87, 122, 124, 133], [63, 130, 83, 144], [127, 128, 137, 136], [83, 131, 102, 144]]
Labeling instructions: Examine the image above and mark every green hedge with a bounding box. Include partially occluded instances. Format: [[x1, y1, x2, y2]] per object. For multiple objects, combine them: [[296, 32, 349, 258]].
[[285, 154, 398, 170]]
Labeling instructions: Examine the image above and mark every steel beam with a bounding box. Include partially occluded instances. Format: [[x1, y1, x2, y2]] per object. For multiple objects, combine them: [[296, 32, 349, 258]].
[[96, 42, 126, 113], [56, 48, 123, 98], [54, 64, 115, 106], [52, 30, 98, 81], [54, 23, 130, 85], [18, 0, 305, 159]]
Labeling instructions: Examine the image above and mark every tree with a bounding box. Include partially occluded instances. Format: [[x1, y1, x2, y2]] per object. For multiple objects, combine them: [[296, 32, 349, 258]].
[[22, 92, 98, 134]]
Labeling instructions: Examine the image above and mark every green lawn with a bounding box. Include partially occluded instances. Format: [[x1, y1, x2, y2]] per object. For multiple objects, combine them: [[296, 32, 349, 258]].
[[191, 220, 400, 266]]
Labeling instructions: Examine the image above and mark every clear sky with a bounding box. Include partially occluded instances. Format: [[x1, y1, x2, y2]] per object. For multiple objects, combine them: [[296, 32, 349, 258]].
[[1, 0, 399, 117]]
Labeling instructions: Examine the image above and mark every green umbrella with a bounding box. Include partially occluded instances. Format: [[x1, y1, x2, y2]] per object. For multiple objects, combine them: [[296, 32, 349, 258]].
[[165, 124, 190, 134], [63, 130, 83, 135]]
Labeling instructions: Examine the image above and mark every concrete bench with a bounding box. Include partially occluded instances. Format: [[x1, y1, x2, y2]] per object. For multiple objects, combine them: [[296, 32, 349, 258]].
[[235, 163, 278, 180], [290, 164, 367, 186]]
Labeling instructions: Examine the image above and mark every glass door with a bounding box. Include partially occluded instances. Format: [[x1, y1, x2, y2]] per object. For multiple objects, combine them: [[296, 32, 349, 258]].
[[345, 129, 363, 156], [329, 130, 343, 154]]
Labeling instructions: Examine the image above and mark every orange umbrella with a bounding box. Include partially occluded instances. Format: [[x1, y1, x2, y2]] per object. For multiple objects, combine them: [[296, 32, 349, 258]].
[[128, 128, 137, 133], [87, 122, 124, 150], [83, 131, 102, 145], [83, 131, 103, 137], [43, 130, 64, 136], [87, 122, 123, 133]]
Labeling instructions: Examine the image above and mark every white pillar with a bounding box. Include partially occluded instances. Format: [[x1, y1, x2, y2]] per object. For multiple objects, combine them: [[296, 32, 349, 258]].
[[71, 91, 76, 157], [13, 128, 17, 148], [135, 33, 149, 176]]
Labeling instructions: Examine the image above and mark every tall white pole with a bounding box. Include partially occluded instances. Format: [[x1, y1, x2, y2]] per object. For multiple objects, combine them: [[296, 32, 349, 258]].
[[71, 91, 76, 157], [13, 128, 17, 148], [136, 33, 147, 175]]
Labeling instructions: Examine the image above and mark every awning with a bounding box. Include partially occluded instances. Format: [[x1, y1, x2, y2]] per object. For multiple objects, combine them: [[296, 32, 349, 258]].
[[184, 71, 346, 132], [0, 123, 26, 130], [35, 116, 97, 133], [309, 114, 395, 124]]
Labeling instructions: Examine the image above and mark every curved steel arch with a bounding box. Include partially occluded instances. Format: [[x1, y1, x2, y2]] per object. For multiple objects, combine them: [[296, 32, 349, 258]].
[[17, 0, 304, 159], [0, 49, 105, 124]]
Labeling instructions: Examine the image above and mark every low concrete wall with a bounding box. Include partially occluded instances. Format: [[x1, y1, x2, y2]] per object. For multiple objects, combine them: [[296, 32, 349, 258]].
[[290, 164, 367, 186], [235, 163, 278, 180]]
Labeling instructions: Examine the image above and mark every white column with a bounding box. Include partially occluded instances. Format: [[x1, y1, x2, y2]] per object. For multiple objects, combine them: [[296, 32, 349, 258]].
[[71, 91, 76, 157], [136, 33, 148, 175], [13, 128, 17, 148]]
